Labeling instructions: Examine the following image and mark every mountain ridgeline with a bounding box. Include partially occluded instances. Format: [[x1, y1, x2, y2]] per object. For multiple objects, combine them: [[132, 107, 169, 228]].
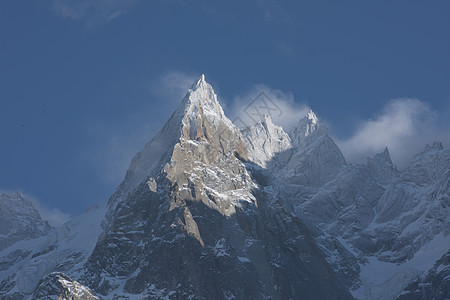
[[0, 75, 449, 299]]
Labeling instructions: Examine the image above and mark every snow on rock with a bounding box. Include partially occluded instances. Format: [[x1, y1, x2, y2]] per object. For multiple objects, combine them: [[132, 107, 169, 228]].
[[401, 141, 447, 185], [0, 192, 52, 251], [353, 233, 450, 300], [289, 109, 323, 147], [277, 109, 346, 186], [108, 74, 253, 217], [366, 147, 398, 184], [32, 272, 99, 300], [397, 248, 450, 299], [0, 205, 105, 298], [242, 114, 292, 168]]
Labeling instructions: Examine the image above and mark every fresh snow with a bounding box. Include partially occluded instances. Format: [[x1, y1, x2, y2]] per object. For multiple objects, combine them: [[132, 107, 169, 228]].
[[353, 232, 450, 300], [0, 205, 105, 297]]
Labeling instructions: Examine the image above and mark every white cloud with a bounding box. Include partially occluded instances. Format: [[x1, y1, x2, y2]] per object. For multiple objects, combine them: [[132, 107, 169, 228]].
[[0, 190, 72, 227], [32, 199, 71, 227], [227, 84, 309, 132], [84, 120, 159, 185], [52, 0, 140, 25], [150, 70, 197, 105], [336, 98, 449, 168]]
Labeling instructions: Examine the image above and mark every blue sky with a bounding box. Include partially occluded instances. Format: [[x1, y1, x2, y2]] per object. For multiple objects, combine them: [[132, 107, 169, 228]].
[[1, 0, 449, 224]]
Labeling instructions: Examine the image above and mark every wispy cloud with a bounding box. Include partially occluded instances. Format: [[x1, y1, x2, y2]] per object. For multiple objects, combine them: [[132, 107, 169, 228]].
[[52, 0, 140, 26], [227, 84, 309, 132], [150, 70, 197, 105], [84, 118, 160, 186], [31, 196, 71, 227], [85, 70, 197, 186], [336, 98, 450, 167], [0, 190, 72, 227]]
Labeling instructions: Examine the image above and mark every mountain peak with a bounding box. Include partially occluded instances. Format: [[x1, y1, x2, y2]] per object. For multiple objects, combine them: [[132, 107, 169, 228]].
[[260, 114, 276, 130], [380, 146, 393, 164], [367, 146, 397, 183], [183, 74, 223, 114], [243, 114, 292, 168], [289, 109, 327, 147], [424, 141, 444, 152], [108, 74, 251, 214], [306, 109, 319, 124], [191, 73, 207, 89], [366, 146, 393, 165], [0, 192, 52, 250]]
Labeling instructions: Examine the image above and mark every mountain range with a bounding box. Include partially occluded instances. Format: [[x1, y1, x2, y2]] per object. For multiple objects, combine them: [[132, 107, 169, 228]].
[[1, 75, 449, 299]]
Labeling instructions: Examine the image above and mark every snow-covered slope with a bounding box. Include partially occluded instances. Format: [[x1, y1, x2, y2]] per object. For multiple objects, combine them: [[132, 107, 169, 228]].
[[0, 205, 104, 299], [0, 193, 52, 251], [243, 107, 450, 299], [397, 248, 450, 300], [242, 114, 292, 168]]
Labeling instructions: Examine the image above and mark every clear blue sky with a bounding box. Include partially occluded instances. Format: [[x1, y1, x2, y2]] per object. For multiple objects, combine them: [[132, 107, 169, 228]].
[[1, 0, 449, 221]]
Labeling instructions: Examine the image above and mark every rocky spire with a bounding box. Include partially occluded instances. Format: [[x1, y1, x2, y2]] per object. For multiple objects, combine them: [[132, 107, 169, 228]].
[[109, 74, 247, 210], [289, 109, 327, 147], [367, 147, 398, 183], [242, 114, 292, 168]]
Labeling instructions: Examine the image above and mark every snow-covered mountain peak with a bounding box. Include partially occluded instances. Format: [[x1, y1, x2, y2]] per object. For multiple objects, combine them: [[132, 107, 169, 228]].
[[258, 114, 283, 134], [274, 109, 347, 186], [289, 109, 327, 147], [366, 147, 398, 183], [400, 140, 449, 185], [368, 147, 393, 166], [108, 74, 238, 210], [261, 113, 274, 126], [185, 73, 220, 107], [178, 74, 233, 141], [243, 114, 292, 168], [424, 140, 444, 152], [191, 73, 206, 88], [0, 192, 51, 250], [306, 109, 319, 124]]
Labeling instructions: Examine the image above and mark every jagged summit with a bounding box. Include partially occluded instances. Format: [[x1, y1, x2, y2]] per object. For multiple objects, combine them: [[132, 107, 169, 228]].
[[178, 74, 231, 141], [191, 73, 206, 88], [368, 147, 393, 165], [257, 114, 283, 134], [242, 114, 292, 168], [367, 147, 397, 183], [306, 109, 319, 124], [424, 140, 444, 152], [109, 74, 241, 209], [289, 109, 327, 147]]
